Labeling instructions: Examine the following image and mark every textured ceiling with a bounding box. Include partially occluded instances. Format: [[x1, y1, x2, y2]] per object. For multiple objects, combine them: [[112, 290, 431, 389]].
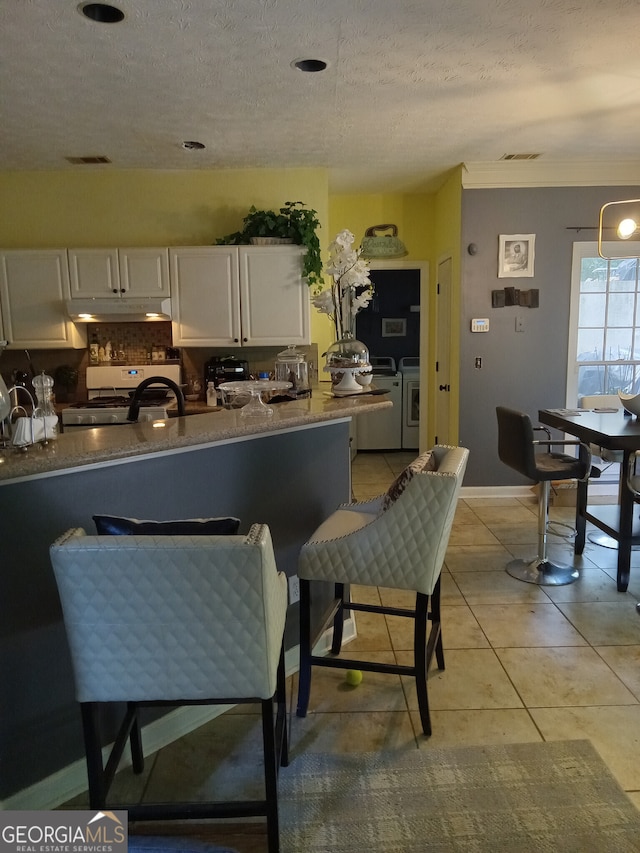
[[4, 0, 640, 193]]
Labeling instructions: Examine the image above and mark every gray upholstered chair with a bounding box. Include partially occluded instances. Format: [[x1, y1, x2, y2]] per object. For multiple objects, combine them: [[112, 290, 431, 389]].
[[296, 444, 469, 737], [496, 406, 593, 586], [50, 524, 288, 853]]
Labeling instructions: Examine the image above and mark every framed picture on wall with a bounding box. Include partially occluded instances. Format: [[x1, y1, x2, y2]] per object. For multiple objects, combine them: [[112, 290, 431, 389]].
[[498, 234, 535, 277], [381, 318, 407, 337]]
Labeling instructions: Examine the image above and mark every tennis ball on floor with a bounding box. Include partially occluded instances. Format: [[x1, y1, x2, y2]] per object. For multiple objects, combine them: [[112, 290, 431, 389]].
[[345, 669, 363, 686]]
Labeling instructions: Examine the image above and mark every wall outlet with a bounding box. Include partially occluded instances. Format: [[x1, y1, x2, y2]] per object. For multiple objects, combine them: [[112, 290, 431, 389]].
[[288, 573, 300, 605]]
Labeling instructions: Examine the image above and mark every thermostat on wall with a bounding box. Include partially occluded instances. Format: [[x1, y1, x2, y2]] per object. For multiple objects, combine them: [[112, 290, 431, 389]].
[[471, 318, 490, 332]]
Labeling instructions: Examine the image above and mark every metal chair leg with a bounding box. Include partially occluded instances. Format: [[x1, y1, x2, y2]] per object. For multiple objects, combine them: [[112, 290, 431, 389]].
[[506, 480, 579, 585]]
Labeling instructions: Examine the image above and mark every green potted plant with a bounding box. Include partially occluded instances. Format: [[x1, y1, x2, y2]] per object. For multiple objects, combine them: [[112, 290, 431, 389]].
[[216, 201, 323, 289]]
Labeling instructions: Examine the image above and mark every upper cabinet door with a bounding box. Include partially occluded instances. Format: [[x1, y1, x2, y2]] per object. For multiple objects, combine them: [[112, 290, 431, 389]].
[[68, 248, 120, 297], [68, 248, 169, 298], [239, 246, 310, 346], [0, 250, 85, 349], [170, 247, 242, 347], [118, 248, 170, 297]]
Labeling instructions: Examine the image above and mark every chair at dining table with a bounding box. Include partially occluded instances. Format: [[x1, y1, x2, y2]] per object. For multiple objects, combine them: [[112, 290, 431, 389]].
[[496, 406, 594, 586]]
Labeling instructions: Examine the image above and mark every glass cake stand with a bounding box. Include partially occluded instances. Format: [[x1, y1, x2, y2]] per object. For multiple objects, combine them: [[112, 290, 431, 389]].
[[218, 380, 292, 417]]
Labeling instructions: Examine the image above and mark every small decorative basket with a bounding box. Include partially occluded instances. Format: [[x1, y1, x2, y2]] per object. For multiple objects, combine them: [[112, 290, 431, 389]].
[[250, 237, 294, 246]]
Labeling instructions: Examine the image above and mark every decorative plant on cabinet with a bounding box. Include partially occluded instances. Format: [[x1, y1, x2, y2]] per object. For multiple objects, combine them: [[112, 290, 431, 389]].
[[215, 201, 322, 289]]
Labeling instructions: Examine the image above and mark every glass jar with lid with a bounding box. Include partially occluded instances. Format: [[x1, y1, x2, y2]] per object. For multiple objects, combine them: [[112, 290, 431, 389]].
[[32, 372, 58, 442], [324, 334, 372, 396], [275, 345, 311, 399]]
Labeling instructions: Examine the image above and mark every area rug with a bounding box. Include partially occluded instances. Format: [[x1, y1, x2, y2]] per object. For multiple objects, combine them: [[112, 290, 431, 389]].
[[279, 740, 640, 852]]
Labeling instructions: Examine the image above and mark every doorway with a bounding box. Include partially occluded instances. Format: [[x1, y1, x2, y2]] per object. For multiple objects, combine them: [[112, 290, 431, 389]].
[[435, 257, 452, 446], [355, 260, 429, 449]]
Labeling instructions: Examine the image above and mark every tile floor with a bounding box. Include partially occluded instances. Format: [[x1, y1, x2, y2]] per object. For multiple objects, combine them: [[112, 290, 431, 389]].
[[64, 451, 640, 852]]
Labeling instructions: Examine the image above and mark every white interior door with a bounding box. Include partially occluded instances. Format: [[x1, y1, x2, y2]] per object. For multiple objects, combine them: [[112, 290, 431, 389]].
[[435, 257, 452, 445]]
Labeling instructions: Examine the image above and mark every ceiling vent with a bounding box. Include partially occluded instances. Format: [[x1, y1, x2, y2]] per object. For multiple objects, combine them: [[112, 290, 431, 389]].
[[65, 155, 112, 165], [500, 153, 542, 161]]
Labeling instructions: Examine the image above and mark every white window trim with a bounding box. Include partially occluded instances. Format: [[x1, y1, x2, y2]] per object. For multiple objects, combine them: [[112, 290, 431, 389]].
[[567, 240, 640, 406]]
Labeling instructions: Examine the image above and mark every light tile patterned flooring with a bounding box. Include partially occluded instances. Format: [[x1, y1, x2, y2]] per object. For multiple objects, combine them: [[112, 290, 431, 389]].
[[65, 452, 640, 852]]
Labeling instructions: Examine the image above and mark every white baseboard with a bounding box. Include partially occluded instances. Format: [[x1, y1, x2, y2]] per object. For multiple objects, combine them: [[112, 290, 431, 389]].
[[2, 616, 357, 811], [460, 483, 618, 499]]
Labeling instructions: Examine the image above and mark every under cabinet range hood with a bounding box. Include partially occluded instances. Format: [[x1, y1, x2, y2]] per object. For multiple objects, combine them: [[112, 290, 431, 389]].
[[65, 298, 172, 322]]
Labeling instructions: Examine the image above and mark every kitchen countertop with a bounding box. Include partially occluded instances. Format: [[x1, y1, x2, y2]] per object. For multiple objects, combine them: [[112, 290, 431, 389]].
[[0, 390, 391, 483]]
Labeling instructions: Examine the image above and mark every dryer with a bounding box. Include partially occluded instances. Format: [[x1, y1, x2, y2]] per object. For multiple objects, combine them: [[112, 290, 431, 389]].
[[399, 356, 420, 450], [356, 357, 402, 450]]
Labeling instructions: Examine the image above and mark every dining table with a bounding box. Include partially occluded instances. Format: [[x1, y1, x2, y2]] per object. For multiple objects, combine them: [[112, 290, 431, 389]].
[[538, 407, 640, 592]]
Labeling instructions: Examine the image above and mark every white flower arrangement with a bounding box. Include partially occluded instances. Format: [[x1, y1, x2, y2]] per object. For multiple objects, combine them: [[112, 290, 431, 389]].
[[311, 229, 373, 340]]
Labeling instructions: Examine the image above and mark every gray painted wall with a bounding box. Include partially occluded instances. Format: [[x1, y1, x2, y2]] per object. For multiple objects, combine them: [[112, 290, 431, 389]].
[[459, 184, 640, 487]]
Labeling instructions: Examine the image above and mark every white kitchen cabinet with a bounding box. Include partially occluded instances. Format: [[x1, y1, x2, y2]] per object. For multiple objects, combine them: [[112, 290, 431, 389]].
[[170, 245, 310, 347], [0, 250, 85, 349], [68, 248, 170, 299]]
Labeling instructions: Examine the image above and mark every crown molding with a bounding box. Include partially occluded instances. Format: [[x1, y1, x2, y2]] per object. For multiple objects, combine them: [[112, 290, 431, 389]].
[[462, 161, 640, 189]]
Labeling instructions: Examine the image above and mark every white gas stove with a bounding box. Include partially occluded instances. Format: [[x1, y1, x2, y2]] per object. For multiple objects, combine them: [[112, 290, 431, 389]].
[[61, 364, 182, 427]]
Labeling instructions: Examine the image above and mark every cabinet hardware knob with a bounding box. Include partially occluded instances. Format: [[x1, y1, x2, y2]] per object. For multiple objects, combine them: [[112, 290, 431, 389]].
[[439, 384, 450, 391]]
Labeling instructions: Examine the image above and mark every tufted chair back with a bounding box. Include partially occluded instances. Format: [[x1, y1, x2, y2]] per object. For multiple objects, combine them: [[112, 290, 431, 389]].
[[295, 445, 469, 738], [51, 524, 288, 702], [298, 444, 469, 594], [50, 523, 288, 851]]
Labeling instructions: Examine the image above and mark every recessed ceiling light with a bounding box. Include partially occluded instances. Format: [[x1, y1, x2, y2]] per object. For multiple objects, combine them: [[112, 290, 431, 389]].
[[182, 141, 206, 151], [79, 3, 125, 23], [292, 58, 328, 73]]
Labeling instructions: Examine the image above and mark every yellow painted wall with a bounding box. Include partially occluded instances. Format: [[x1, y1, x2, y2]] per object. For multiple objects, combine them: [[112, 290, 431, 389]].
[[0, 168, 328, 248], [0, 166, 331, 342], [328, 194, 434, 261]]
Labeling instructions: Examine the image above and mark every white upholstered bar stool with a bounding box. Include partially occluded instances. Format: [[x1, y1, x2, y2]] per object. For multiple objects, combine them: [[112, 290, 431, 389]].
[[50, 524, 288, 853], [296, 445, 469, 737]]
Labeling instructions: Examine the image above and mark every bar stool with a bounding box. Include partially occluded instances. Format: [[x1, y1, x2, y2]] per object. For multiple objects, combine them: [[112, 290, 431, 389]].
[[50, 524, 288, 853], [496, 406, 593, 586], [296, 445, 469, 736]]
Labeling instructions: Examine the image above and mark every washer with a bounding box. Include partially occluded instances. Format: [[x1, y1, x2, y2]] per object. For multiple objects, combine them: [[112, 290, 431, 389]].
[[356, 357, 402, 450], [399, 356, 420, 450]]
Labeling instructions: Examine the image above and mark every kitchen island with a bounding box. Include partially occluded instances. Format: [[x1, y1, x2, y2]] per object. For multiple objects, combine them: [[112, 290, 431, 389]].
[[0, 392, 391, 806]]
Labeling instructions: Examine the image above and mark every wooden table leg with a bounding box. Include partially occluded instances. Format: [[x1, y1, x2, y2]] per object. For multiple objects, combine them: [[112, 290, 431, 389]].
[[617, 449, 633, 592]]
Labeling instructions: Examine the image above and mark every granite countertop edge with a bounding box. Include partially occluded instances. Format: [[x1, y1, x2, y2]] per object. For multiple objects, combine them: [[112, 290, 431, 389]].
[[0, 394, 392, 483]]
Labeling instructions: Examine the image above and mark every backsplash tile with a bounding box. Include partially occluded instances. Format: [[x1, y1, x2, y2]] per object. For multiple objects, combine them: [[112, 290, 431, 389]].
[[87, 322, 173, 364]]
